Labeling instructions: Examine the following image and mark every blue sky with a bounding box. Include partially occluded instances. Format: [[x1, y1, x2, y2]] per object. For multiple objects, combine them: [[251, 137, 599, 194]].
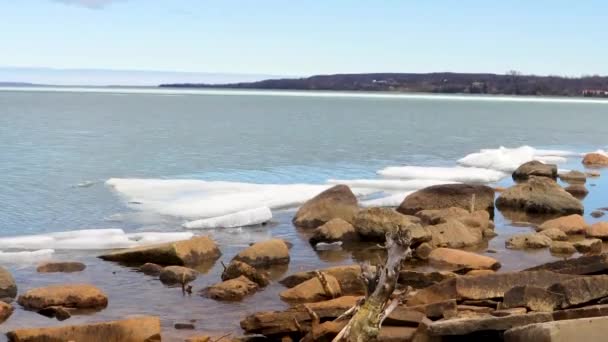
[[1, 0, 606, 77]]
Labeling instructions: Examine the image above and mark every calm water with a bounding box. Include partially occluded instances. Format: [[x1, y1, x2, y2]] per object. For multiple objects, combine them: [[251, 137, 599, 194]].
[[0, 87, 607, 340]]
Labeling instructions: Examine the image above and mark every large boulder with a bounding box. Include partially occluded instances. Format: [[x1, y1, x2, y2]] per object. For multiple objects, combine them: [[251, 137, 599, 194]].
[[495, 176, 583, 215], [0, 267, 17, 302], [559, 170, 587, 184], [221, 260, 269, 287], [6, 316, 161, 342], [537, 214, 588, 234], [280, 265, 365, 295], [232, 239, 290, 267], [428, 220, 483, 248], [582, 152, 608, 166], [98, 236, 221, 266], [36, 261, 86, 273], [292, 185, 359, 228], [309, 218, 359, 245], [280, 274, 342, 303], [17, 284, 108, 310], [428, 248, 500, 271], [512, 161, 557, 181], [398, 184, 495, 217], [158, 266, 197, 285], [353, 207, 430, 242], [587, 222, 608, 240], [201, 276, 258, 301], [506, 233, 552, 249]]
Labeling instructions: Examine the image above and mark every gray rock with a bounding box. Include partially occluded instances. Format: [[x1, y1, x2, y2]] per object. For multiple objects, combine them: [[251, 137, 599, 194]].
[[159, 266, 197, 285], [398, 184, 495, 218], [496, 176, 583, 215], [512, 160, 557, 181]]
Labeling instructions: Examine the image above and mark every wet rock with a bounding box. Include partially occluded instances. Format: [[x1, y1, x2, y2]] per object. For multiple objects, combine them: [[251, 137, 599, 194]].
[[559, 170, 587, 184], [548, 275, 608, 308], [18, 284, 108, 310], [565, 184, 588, 198], [512, 160, 557, 181], [174, 322, 195, 330], [549, 241, 576, 255], [582, 152, 608, 166], [36, 261, 86, 273], [398, 184, 495, 217], [427, 312, 553, 336], [502, 286, 564, 312], [573, 239, 603, 254], [428, 248, 501, 270], [428, 220, 483, 248], [539, 228, 568, 241], [221, 260, 269, 287], [591, 210, 605, 218], [0, 267, 17, 302], [496, 176, 583, 215], [414, 242, 432, 260], [416, 208, 491, 231], [353, 207, 429, 242], [292, 185, 359, 228], [233, 239, 290, 267], [587, 222, 608, 240], [0, 301, 13, 323], [504, 316, 608, 342], [202, 276, 258, 301], [280, 274, 341, 303], [309, 218, 358, 245], [466, 270, 496, 277], [483, 229, 498, 238], [159, 266, 197, 285], [526, 253, 608, 274], [537, 214, 588, 234], [398, 270, 457, 289], [37, 306, 71, 321], [280, 265, 364, 295], [99, 235, 221, 266], [6, 316, 161, 342], [139, 262, 163, 276], [506, 233, 552, 249]]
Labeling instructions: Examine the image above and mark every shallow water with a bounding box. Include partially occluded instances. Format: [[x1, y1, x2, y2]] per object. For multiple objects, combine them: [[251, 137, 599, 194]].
[[0, 87, 607, 340]]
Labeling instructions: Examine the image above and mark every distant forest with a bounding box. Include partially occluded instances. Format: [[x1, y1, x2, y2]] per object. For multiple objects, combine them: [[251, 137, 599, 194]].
[[160, 72, 608, 97]]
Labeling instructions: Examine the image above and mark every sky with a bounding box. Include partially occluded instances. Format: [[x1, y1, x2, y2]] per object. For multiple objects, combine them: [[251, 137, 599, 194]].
[[0, 0, 606, 84]]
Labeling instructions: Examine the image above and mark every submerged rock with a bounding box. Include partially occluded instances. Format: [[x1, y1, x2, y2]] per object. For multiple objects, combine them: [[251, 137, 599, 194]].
[[559, 170, 587, 184], [292, 185, 359, 228], [159, 266, 197, 285], [18, 284, 108, 310], [506, 233, 552, 249], [36, 261, 86, 273], [201, 276, 258, 301], [565, 183, 588, 198], [591, 210, 605, 218], [98, 235, 221, 266], [279, 274, 341, 303], [0, 267, 17, 302], [353, 207, 429, 242], [587, 222, 608, 240], [309, 218, 358, 245], [582, 152, 608, 166], [232, 239, 290, 267], [537, 214, 588, 234], [398, 184, 495, 217], [496, 176, 583, 215], [428, 248, 500, 271], [37, 305, 71, 321], [139, 262, 163, 276], [512, 160, 557, 181], [221, 260, 269, 287]]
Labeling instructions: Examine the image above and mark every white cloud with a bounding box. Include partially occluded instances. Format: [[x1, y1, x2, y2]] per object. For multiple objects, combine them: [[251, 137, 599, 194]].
[[53, 0, 125, 9]]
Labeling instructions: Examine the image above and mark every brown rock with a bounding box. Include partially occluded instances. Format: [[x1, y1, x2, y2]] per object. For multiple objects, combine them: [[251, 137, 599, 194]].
[[552, 303, 608, 321], [378, 326, 417, 341], [98, 235, 221, 266], [582, 152, 608, 166], [538, 214, 588, 234], [309, 218, 358, 245], [427, 312, 553, 336], [398, 184, 495, 217], [353, 207, 430, 242], [559, 170, 587, 184], [416, 207, 491, 231], [233, 239, 290, 267], [398, 270, 457, 289], [414, 242, 433, 260], [221, 260, 269, 287], [407, 299, 458, 319], [428, 248, 501, 270], [573, 239, 603, 254], [587, 222, 608, 240], [565, 184, 588, 198], [37, 306, 71, 321], [382, 306, 427, 326], [502, 286, 564, 312], [6, 316, 161, 342], [0, 267, 17, 302], [292, 185, 359, 228], [466, 270, 496, 277], [139, 262, 163, 276], [538, 228, 568, 241], [526, 254, 608, 274], [280, 274, 341, 302], [428, 220, 483, 248], [548, 275, 608, 308], [0, 301, 13, 323], [496, 176, 583, 215], [504, 316, 608, 342], [591, 210, 605, 218], [280, 265, 364, 295], [159, 266, 197, 285], [17, 284, 108, 310], [512, 160, 557, 181], [549, 241, 576, 255], [492, 308, 527, 317], [202, 276, 258, 301], [36, 262, 86, 273]]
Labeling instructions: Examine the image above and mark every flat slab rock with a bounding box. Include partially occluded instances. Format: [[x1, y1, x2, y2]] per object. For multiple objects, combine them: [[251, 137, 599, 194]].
[[427, 312, 553, 336], [17, 284, 108, 310], [280, 265, 365, 295], [232, 239, 290, 267], [526, 254, 608, 275], [504, 316, 608, 342], [36, 261, 86, 273], [548, 275, 608, 308], [201, 276, 258, 301]]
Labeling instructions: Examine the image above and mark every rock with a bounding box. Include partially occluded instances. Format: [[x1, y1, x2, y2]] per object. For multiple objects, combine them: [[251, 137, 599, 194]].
[[502, 286, 564, 312], [0, 267, 17, 302], [564, 184, 588, 198], [6, 316, 161, 342], [139, 262, 163, 276], [309, 218, 358, 245], [408, 271, 576, 306], [582, 152, 608, 166], [233, 239, 290, 267], [353, 208, 429, 242], [378, 326, 418, 341], [414, 242, 433, 260], [36, 261, 86, 273], [398, 184, 496, 217], [539, 228, 568, 241], [408, 300, 458, 319], [428, 248, 501, 271], [587, 222, 608, 240], [98, 235, 221, 266], [526, 254, 608, 274], [506, 233, 552, 249], [537, 214, 588, 234], [428, 220, 483, 248], [398, 270, 457, 289], [550, 241, 576, 255], [37, 306, 71, 321], [174, 322, 195, 330], [466, 270, 496, 277], [548, 275, 608, 308], [427, 312, 553, 336], [496, 176, 583, 215], [159, 266, 197, 285], [591, 210, 605, 218], [202, 276, 258, 301], [221, 261, 269, 287], [280, 274, 341, 302], [552, 303, 608, 321], [512, 160, 557, 181], [416, 208, 491, 231], [280, 265, 364, 295], [0, 301, 13, 323], [559, 170, 587, 184], [483, 229, 498, 238], [504, 316, 608, 342], [292, 185, 359, 228], [17, 284, 108, 310], [573, 239, 603, 254], [381, 306, 427, 327], [492, 308, 527, 317]]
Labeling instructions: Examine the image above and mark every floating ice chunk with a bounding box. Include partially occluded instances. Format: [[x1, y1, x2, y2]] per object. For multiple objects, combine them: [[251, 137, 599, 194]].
[[0, 249, 54, 263], [377, 166, 506, 183], [0, 229, 193, 250], [184, 207, 272, 229], [534, 156, 568, 164], [314, 241, 343, 250], [76, 180, 96, 188], [360, 192, 413, 208], [458, 146, 575, 172], [327, 179, 456, 191]]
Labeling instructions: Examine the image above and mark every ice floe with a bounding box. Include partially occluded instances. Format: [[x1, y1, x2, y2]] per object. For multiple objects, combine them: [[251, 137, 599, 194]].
[[377, 166, 506, 183], [327, 179, 456, 191], [183, 207, 272, 229], [360, 192, 413, 208], [0, 249, 55, 262], [458, 146, 576, 172]]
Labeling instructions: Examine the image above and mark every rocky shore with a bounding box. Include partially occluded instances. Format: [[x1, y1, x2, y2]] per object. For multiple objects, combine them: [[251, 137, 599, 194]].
[[2, 152, 608, 341]]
